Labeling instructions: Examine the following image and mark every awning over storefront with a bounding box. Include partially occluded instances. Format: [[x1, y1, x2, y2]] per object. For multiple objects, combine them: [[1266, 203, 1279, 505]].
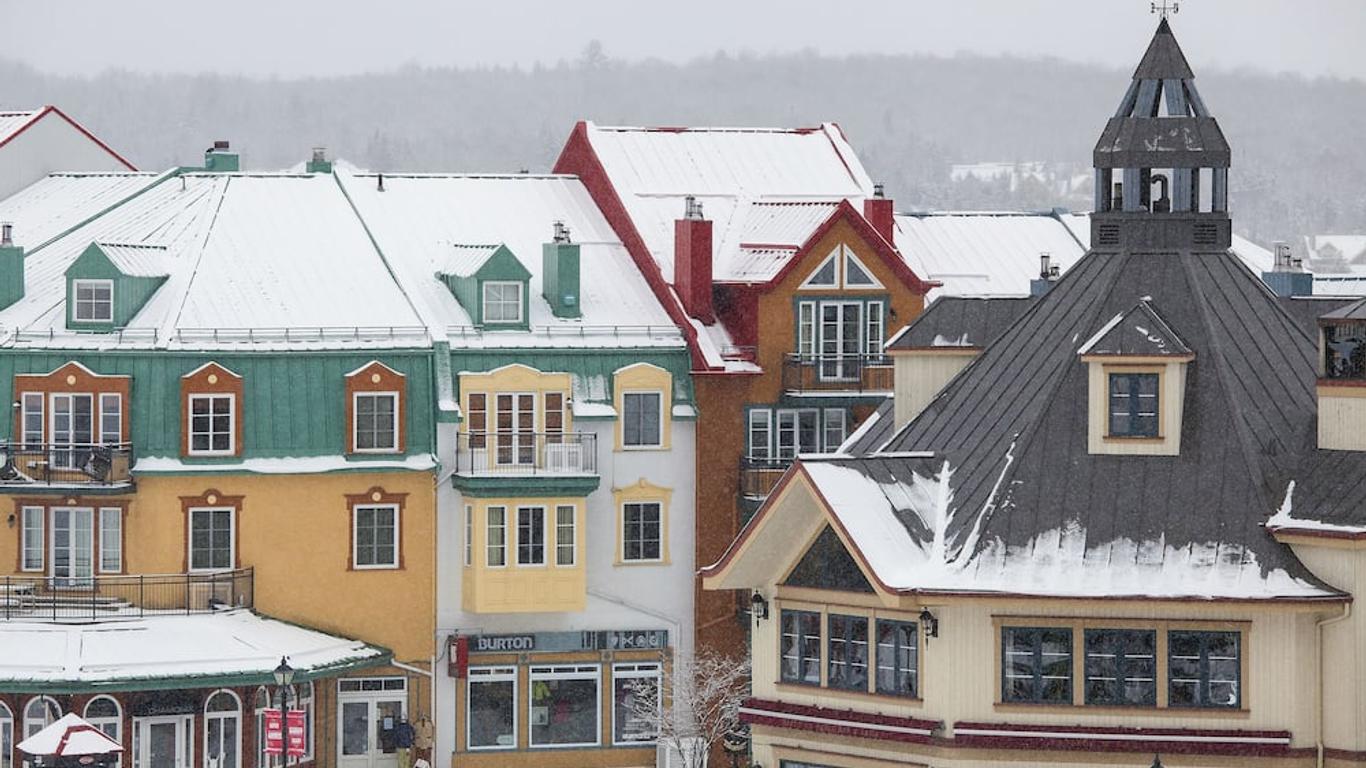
[[0, 609, 390, 693]]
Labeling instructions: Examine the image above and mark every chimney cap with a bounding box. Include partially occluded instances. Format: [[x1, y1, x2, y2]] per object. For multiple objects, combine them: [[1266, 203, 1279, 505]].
[[873, 182, 886, 199], [683, 195, 704, 221], [1, 222, 12, 247], [210, 140, 231, 152], [311, 147, 327, 162], [553, 220, 572, 244]]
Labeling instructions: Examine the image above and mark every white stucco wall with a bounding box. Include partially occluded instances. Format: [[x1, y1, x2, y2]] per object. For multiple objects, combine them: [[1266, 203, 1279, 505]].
[[0, 111, 131, 201]]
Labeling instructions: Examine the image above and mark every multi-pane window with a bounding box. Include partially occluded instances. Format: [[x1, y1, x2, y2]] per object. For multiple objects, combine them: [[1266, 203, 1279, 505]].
[[467, 666, 516, 750], [822, 409, 846, 451], [486, 507, 506, 567], [529, 665, 600, 748], [83, 697, 121, 768], [776, 409, 820, 459], [353, 504, 398, 569], [72, 280, 113, 322], [826, 614, 869, 691], [189, 508, 234, 571], [747, 410, 772, 461], [544, 393, 565, 438], [1169, 630, 1240, 708], [21, 393, 42, 448], [1108, 373, 1159, 437], [20, 507, 43, 572], [866, 301, 885, 361], [354, 393, 398, 452], [463, 505, 473, 567], [622, 502, 662, 562], [98, 508, 122, 573], [1084, 629, 1156, 706], [99, 394, 121, 445], [189, 394, 234, 454], [622, 392, 662, 447], [750, 407, 848, 459], [482, 281, 523, 324], [517, 506, 545, 565], [875, 619, 919, 697], [1001, 627, 1073, 703], [467, 394, 487, 449], [779, 610, 821, 685], [555, 505, 575, 566]]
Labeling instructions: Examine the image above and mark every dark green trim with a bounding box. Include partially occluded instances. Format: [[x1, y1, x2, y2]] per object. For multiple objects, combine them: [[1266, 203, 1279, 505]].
[[132, 462, 436, 478], [451, 474, 600, 497]]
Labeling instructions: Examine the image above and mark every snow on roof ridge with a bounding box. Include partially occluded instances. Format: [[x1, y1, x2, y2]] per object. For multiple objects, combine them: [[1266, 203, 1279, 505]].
[[898, 209, 1071, 218], [592, 123, 828, 134], [1076, 311, 1126, 355], [350, 172, 576, 180]]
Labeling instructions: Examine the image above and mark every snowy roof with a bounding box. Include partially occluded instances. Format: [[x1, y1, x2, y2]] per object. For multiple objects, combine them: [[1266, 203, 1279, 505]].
[[0, 110, 42, 143], [1076, 300, 1193, 357], [336, 171, 685, 350], [94, 242, 169, 278], [437, 244, 504, 278], [575, 122, 874, 284], [0, 172, 165, 254], [1306, 235, 1366, 263], [887, 296, 1034, 351], [893, 211, 1087, 299], [0, 609, 388, 693]]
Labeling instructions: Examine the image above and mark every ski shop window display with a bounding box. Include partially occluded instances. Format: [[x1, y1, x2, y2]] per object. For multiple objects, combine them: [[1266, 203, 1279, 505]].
[[528, 665, 600, 748], [467, 667, 517, 750], [612, 663, 661, 745]]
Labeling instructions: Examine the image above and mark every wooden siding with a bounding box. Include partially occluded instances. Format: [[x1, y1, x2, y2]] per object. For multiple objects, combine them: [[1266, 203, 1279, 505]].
[[892, 351, 978, 430]]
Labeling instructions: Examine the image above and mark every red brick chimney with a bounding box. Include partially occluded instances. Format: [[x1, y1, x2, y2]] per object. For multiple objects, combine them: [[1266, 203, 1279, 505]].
[[674, 196, 715, 323], [863, 182, 895, 244]]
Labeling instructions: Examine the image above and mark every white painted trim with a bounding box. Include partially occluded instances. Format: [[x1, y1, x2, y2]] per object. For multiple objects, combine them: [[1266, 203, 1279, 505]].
[[187, 393, 236, 457], [70, 278, 113, 323], [352, 502, 400, 570], [186, 506, 236, 573], [466, 666, 518, 751], [352, 391, 400, 454]]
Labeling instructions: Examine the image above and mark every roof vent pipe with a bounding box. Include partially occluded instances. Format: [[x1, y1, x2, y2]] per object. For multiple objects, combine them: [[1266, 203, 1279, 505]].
[[1, 223, 11, 248], [873, 181, 886, 199], [553, 220, 572, 244], [377, 173, 385, 192], [684, 195, 704, 221]]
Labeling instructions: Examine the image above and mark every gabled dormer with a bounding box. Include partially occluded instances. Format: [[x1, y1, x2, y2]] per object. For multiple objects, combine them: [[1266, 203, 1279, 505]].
[[435, 243, 531, 330], [64, 242, 169, 330], [1078, 300, 1193, 456]]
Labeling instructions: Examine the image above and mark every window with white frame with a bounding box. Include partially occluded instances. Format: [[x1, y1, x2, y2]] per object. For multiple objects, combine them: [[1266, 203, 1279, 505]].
[[464, 505, 473, 567], [750, 407, 847, 459], [20, 507, 43, 572], [354, 392, 398, 452], [353, 504, 399, 569], [529, 665, 600, 748], [188, 507, 234, 571], [23, 697, 61, 750], [20, 393, 42, 448], [203, 690, 240, 768], [822, 409, 847, 451], [99, 393, 122, 445], [622, 502, 662, 562], [486, 507, 506, 567], [555, 505, 575, 566], [0, 702, 12, 768], [189, 394, 234, 455], [72, 279, 113, 322], [622, 391, 663, 448], [747, 410, 772, 461], [254, 687, 270, 768], [482, 281, 523, 324], [99, 507, 122, 573], [612, 663, 661, 745], [83, 697, 121, 768], [467, 666, 517, 750], [517, 506, 546, 565]]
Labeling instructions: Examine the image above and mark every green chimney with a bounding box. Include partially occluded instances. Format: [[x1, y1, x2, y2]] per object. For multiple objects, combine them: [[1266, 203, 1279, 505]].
[[542, 221, 581, 318], [306, 147, 333, 174], [204, 140, 240, 172], [0, 223, 24, 310]]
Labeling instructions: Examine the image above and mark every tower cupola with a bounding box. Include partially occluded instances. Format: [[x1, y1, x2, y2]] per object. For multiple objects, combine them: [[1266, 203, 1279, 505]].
[[1090, 18, 1231, 251]]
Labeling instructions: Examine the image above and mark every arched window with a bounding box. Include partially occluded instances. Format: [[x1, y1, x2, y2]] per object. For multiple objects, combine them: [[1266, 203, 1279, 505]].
[[22, 697, 60, 768], [204, 690, 240, 768], [83, 697, 121, 768], [254, 687, 272, 768], [0, 701, 14, 768]]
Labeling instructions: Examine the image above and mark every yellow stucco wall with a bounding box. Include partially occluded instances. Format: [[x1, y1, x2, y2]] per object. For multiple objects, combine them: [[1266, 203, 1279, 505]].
[[462, 496, 586, 613]]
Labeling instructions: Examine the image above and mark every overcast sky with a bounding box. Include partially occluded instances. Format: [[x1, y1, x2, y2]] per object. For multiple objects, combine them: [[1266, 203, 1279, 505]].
[[8, 0, 1365, 81]]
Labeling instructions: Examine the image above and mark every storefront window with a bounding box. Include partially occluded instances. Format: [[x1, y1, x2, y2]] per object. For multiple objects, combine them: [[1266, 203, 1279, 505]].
[[612, 663, 661, 745], [528, 665, 600, 748], [467, 667, 516, 750]]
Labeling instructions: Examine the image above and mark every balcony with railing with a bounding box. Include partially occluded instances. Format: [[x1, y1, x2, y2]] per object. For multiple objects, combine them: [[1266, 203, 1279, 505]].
[[740, 457, 793, 504], [0, 568, 253, 622], [452, 431, 600, 494], [782, 353, 893, 394], [0, 442, 134, 490]]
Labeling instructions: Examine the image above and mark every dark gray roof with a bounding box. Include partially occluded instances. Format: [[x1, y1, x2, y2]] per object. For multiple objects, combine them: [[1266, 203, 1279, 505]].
[[1079, 300, 1192, 357], [1320, 297, 1366, 322], [1094, 116, 1230, 168], [1134, 18, 1194, 80], [887, 296, 1035, 351], [844, 397, 894, 455], [832, 244, 1343, 596]]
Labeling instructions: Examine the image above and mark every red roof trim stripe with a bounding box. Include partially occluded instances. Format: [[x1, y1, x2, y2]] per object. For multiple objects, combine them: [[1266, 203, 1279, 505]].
[[0, 106, 136, 171], [740, 698, 937, 745], [953, 721, 1294, 757], [763, 199, 938, 295]]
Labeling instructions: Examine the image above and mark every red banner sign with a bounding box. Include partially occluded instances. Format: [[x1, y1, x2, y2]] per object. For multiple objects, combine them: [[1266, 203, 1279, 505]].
[[263, 709, 283, 755], [286, 710, 306, 758]]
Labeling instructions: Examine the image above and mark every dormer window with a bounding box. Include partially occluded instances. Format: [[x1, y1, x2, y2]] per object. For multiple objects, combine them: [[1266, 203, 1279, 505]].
[[1108, 373, 1159, 437], [482, 281, 524, 325], [72, 280, 113, 323]]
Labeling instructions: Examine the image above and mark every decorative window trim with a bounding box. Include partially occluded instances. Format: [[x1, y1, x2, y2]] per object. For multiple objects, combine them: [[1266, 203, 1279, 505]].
[[1084, 359, 1186, 457], [612, 479, 673, 566], [344, 487, 407, 571], [14, 500, 129, 577], [179, 489, 244, 573], [351, 503, 401, 570], [481, 280, 525, 325], [202, 689, 240, 768], [344, 361, 407, 455], [71, 279, 113, 323], [13, 362, 131, 447], [798, 251, 839, 290], [842, 250, 885, 290], [612, 363, 673, 451], [990, 615, 1250, 713], [180, 362, 244, 458], [83, 695, 122, 768]]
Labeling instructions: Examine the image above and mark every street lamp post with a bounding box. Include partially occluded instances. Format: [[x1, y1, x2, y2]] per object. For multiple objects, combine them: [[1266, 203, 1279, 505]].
[[273, 656, 295, 712]]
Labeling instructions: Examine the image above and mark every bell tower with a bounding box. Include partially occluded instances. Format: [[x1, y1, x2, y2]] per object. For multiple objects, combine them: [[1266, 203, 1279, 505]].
[[1090, 17, 1232, 251]]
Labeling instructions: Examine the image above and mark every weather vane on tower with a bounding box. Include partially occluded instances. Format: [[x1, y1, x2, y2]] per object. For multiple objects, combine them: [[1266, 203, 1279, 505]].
[[1151, 0, 1179, 19]]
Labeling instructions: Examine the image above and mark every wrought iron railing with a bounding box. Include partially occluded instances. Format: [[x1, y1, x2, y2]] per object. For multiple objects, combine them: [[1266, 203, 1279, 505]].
[[454, 431, 597, 475], [0, 568, 253, 622], [781, 353, 893, 393], [0, 442, 134, 486], [739, 457, 793, 500]]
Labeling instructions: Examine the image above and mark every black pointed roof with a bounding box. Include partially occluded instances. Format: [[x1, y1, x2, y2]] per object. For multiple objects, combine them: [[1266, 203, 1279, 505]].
[[1078, 300, 1193, 357], [1134, 18, 1194, 80]]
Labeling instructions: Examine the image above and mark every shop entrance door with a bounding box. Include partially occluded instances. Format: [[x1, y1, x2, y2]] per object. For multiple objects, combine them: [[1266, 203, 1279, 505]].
[[135, 716, 192, 768], [337, 679, 406, 768]]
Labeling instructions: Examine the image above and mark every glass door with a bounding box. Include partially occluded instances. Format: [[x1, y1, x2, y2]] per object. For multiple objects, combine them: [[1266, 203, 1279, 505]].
[[819, 303, 863, 381], [136, 716, 191, 768], [50, 507, 94, 588], [50, 394, 94, 469], [494, 393, 535, 467], [338, 696, 405, 768]]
